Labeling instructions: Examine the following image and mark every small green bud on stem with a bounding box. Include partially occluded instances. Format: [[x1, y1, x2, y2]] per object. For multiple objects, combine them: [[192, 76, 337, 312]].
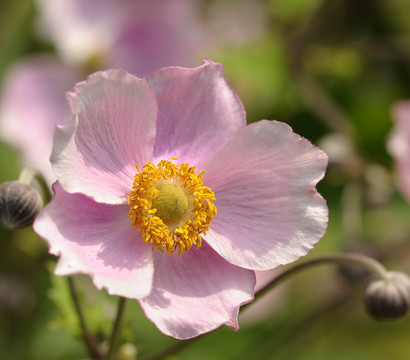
[[0, 181, 43, 229], [364, 271, 410, 321]]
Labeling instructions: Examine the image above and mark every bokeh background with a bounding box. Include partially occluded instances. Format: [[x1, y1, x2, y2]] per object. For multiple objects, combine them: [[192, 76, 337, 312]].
[[1, 0, 410, 359]]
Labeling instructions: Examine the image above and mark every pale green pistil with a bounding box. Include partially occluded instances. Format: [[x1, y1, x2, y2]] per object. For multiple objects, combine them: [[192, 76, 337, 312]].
[[152, 184, 188, 223]]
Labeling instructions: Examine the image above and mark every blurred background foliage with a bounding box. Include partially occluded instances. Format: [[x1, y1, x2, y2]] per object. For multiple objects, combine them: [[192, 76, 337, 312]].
[[1, 0, 410, 359]]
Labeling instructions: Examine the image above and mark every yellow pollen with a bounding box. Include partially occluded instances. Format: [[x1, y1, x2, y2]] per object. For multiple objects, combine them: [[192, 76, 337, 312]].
[[127, 159, 217, 255]]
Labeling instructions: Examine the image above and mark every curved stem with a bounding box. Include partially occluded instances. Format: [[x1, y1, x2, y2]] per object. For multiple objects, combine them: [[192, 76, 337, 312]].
[[244, 253, 388, 312], [18, 167, 52, 203], [68, 277, 102, 360], [294, 74, 354, 136], [140, 338, 199, 360], [140, 253, 388, 359], [17, 167, 37, 184], [106, 297, 127, 360]]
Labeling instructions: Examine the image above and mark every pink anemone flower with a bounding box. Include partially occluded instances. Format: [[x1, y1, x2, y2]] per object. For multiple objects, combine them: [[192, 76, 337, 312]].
[[0, 57, 79, 183], [33, 59, 328, 339], [34, 0, 202, 76], [1, 0, 202, 185], [389, 101, 410, 201]]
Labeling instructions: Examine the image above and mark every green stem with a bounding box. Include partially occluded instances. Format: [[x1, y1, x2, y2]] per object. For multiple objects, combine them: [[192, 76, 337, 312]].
[[18, 167, 52, 203], [140, 338, 198, 360], [106, 297, 127, 360], [294, 74, 354, 136], [68, 277, 102, 360], [140, 253, 388, 360], [243, 253, 388, 312]]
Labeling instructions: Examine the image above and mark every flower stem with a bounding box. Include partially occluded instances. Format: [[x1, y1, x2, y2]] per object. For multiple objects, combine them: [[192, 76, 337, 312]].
[[245, 253, 388, 311], [68, 277, 102, 359], [18, 167, 52, 203], [106, 297, 127, 360], [140, 253, 388, 360], [140, 338, 198, 360]]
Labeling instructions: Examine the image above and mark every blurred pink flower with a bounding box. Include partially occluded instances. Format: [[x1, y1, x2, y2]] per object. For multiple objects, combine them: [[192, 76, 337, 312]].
[[0, 0, 268, 185], [389, 101, 410, 201], [34, 0, 203, 76], [0, 0, 203, 184], [0, 57, 80, 183], [34, 60, 328, 339], [34, 0, 267, 74]]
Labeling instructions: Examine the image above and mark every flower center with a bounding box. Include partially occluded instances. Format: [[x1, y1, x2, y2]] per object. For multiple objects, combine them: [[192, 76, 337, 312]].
[[151, 184, 188, 223], [127, 160, 217, 255]]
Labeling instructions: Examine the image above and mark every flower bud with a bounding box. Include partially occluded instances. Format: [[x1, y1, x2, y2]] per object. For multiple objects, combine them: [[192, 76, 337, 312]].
[[118, 343, 137, 360], [0, 181, 43, 229], [364, 271, 410, 321]]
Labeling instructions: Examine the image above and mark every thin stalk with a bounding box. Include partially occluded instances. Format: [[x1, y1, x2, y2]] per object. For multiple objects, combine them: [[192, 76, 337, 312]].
[[18, 167, 52, 203], [140, 253, 388, 359], [243, 253, 388, 312], [106, 297, 127, 360], [68, 277, 102, 360], [294, 74, 354, 136], [17, 167, 37, 184], [140, 338, 198, 360]]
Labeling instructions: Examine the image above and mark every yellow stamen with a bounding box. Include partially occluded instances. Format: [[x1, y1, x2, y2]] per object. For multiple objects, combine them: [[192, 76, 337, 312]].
[[127, 159, 217, 255]]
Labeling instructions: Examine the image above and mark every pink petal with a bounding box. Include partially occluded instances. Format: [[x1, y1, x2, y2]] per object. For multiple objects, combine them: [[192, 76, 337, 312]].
[[0, 57, 78, 184], [35, 0, 128, 66], [389, 101, 410, 201], [35, 0, 203, 74], [52, 69, 157, 204], [33, 183, 154, 298], [239, 269, 286, 325], [202, 120, 328, 270], [139, 242, 255, 339], [112, 0, 203, 77], [145, 59, 246, 166]]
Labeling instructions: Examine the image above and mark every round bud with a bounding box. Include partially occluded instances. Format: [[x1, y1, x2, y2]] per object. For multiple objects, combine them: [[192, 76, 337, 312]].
[[0, 181, 43, 229], [364, 271, 410, 321], [117, 343, 137, 360]]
